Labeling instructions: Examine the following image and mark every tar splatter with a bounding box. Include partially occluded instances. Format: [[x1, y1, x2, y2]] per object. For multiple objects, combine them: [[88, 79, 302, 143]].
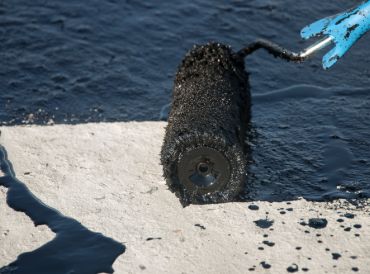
[[344, 213, 355, 219], [248, 204, 259, 211], [254, 219, 274, 229], [332, 253, 342, 260], [194, 224, 206, 230], [262, 240, 275, 247], [260, 261, 271, 269], [146, 237, 162, 241], [287, 263, 299, 273], [308, 218, 328, 229]]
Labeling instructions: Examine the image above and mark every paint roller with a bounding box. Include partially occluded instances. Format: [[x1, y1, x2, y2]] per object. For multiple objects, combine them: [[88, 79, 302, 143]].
[[161, 2, 370, 205]]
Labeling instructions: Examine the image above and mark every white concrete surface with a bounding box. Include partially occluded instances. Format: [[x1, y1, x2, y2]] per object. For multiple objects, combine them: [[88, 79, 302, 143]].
[[0, 122, 369, 273]]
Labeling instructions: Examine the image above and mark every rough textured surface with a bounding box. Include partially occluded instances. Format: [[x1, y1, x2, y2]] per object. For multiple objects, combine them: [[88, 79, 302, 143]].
[[0, 145, 125, 274], [161, 44, 250, 204], [0, 188, 54, 266], [0, 122, 369, 274]]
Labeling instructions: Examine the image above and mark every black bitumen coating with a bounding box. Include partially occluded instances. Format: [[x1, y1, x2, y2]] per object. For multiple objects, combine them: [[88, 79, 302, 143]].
[[161, 43, 251, 205]]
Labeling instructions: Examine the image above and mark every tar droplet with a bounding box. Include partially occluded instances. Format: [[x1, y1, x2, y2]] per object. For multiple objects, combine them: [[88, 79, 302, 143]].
[[344, 213, 355, 219], [295, 247, 302, 250], [308, 218, 328, 229], [260, 261, 271, 269], [344, 227, 351, 232], [353, 224, 361, 229], [302, 267, 309, 272], [262, 240, 275, 247], [287, 263, 299, 273], [337, 218, 344, 223], [254, 219, 274, 229], [332, 253, 341, 260], [352, 267, 359, 272], [248, 204, 259, 211]]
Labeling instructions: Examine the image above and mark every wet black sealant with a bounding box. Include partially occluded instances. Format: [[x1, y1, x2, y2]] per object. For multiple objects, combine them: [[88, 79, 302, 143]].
[[0, 146, 125, 274]]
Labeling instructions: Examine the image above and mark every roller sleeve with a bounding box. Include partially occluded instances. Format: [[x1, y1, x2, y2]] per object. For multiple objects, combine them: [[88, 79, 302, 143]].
[[160, 43, 251, 205]]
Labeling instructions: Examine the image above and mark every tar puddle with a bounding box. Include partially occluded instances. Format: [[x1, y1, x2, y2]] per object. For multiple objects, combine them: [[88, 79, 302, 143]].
[[0, 146, 125, 274]]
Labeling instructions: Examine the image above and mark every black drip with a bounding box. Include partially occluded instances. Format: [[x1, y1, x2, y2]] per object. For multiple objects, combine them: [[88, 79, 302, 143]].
[[161, 43, 251, 205], [0, 146, 125, 274]]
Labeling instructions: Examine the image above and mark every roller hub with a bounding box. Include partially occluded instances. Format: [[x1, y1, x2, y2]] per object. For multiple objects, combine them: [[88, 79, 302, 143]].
[[178, 147, 231, 194]]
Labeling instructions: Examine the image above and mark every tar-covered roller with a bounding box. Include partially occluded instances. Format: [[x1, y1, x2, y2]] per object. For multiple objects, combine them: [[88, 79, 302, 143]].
[[160, 43, 251, 205]]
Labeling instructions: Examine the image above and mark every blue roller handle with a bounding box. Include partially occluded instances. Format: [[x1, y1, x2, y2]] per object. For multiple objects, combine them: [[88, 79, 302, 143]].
[[301, 1, 370, 69]]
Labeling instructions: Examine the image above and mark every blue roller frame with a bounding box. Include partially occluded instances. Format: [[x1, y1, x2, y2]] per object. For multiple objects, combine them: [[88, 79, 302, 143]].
[[301, 1, 370, 69]]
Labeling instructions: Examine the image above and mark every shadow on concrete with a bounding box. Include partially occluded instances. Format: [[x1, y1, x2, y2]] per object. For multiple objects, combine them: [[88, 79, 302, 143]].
[[0, 146, 125, 274]]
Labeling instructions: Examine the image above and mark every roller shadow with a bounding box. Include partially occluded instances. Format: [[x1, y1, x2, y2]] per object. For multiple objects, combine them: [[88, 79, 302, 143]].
[[0, 146, 125, 274]]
